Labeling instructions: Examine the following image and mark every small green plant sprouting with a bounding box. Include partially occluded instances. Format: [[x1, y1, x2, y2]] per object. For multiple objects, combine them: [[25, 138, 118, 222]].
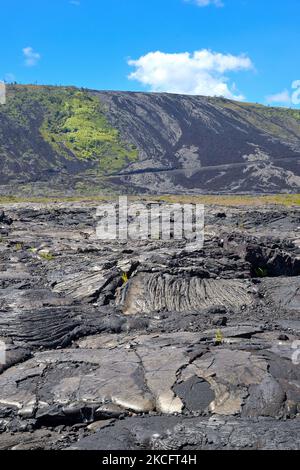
[[122, 272, 129, 284], [15, 243, 23, 251], [215, 329, 224, 345], [255, 267, 268, 278], [237, 220, 245, 231], [39, 252, 54, 261]]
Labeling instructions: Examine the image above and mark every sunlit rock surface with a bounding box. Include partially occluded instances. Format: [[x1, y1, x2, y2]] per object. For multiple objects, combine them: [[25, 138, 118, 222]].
[[0, 201, 299, 449]]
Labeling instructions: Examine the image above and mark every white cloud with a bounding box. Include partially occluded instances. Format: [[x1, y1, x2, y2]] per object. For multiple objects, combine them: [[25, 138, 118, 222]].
[[266, 80, 300, 106], [23, 47, 41, 67], [128, 49, 253, 100], [266, 90, 291, 105], [186, 0, 224, 7]]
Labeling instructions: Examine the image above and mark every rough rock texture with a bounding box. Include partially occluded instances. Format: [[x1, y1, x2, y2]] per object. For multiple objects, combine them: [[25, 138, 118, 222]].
[[97, 91, 300, 194], [117, 274, 253, 314], [70, 415, 300, 451], [0, 201, 299, 450]]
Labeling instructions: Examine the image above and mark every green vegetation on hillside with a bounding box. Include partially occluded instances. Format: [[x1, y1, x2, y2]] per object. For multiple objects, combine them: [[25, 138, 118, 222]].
[[0, 194, 299, 206], [1, 85, 299, 194], [157, 194, 300, 207], [210, 97, 300, 142], [3, 85, 138, 173]]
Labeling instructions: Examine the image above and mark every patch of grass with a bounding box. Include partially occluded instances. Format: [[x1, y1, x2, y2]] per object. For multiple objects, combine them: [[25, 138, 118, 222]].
[[255, 267, 268, 278], [0, 194, 114, 204], [122, 272, 129, 284], [155, 194, 300, 207], [0, 193, 299, 207], [14, 243, 23, 251], [215, 329, 224, 345], [39, 251, 54, 261]]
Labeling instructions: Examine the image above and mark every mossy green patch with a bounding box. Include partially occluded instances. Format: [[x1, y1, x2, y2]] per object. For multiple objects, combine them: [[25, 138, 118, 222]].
[[210, 97, 300, 142], [3, 85, 138, 174]]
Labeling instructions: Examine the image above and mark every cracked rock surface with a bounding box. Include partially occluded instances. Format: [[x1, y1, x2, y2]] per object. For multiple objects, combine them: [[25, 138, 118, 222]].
[[0, 201, 299, 450]]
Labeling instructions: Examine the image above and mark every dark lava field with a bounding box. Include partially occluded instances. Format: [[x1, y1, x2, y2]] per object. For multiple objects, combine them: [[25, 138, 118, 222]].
[[0, 201, 299, 450]]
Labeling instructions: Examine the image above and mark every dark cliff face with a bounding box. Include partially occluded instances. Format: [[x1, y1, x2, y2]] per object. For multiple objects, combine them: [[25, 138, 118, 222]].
[[0, 85, 300, 194], [96, 91, 300, 194]]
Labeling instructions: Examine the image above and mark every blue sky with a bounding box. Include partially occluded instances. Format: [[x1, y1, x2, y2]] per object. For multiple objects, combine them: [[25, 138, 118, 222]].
[[0, 0, 299, 106]]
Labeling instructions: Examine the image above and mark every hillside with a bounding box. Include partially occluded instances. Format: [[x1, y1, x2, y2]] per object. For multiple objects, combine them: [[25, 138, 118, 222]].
[[0, 85, 300, 194]]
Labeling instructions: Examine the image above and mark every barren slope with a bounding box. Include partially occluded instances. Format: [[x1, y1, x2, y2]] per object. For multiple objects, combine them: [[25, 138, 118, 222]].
[[0, 85, 300, 194]]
